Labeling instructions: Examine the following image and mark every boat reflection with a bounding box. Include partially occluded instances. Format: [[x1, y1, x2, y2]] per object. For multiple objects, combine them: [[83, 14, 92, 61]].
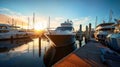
[[0, 38, 32, 53], [43, 42, 77, 67], [0, 37, 78, 67], [0, 38, 49, 67]]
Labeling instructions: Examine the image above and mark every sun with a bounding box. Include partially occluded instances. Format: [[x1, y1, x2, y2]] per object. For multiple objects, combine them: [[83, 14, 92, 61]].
[[34, 23, 45, 30]]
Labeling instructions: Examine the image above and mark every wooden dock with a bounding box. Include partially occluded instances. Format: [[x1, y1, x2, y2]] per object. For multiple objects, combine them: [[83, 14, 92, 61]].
[[53, 40, 107, 67]]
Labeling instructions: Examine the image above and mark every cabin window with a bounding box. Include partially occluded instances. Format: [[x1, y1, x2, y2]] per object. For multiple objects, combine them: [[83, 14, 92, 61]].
[[0, 30, 9, 33], [114, 27, 120, 33], [0, 26, 7, 29], [100, 28, 114, 31], [56, 27, 73, 31]]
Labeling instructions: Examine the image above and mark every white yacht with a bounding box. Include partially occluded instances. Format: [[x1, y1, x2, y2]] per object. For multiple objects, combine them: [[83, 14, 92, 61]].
[[0, 24, 29, 40], [94, 22, 115, 41], [106, 19, 120, 52], [45, 19, 76, 47]]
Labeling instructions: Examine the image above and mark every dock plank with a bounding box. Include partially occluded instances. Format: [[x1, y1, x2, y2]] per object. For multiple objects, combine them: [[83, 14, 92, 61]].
[[53, 41, 107, 67]]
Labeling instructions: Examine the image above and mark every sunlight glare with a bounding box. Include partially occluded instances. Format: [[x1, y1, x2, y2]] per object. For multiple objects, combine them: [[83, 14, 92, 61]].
[[34, 22, 45, 30]]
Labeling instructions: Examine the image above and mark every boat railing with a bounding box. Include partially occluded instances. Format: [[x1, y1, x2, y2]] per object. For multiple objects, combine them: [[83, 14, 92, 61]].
[[47, 28, 56, 34]]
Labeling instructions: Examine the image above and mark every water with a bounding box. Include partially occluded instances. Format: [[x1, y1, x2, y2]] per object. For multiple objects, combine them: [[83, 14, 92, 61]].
[[0, 37, 81, 67]]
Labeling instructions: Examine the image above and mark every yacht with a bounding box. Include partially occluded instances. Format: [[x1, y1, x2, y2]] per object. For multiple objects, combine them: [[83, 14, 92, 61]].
[[0, 24, 29, 40], [106, 19, 120, 53], [45, 19, 76, 47], [94, 22, 115, 41]]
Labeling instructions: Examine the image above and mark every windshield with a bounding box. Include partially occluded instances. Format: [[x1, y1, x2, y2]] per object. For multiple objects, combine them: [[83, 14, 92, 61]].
[[0, 26, 7, 29], [56, 27, 74, 31]]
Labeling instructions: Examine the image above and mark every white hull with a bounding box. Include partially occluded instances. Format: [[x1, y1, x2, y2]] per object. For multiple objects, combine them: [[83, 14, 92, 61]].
[[106, 33, 120, 52], [94, 23, 115, 41], [0, 24, 33, 40], [0, 32, 31, 40]]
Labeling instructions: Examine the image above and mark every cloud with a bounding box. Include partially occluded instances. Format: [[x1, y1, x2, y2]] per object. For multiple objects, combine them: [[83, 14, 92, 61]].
[[48, 17, 65, 29], [0, 7, 27, 22], [73, 16, 95, 31], [0, 8, 22, 17], [0, 8, 95, 30], [55, 17, 64, 21], [45, 16, 94, 31], [0, 8, 29, 27]]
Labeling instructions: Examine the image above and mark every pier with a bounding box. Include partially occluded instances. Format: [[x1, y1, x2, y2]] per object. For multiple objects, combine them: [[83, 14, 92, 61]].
[[53, 39, 107, 67], [53, 23, 120, 67], [50, 39, 107, 67]]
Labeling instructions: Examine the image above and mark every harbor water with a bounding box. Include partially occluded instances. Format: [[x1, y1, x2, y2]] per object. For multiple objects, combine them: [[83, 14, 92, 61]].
[[0, 37, 84, 67]]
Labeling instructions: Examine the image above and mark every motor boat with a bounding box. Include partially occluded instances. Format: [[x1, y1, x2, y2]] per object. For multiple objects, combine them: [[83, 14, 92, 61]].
[[106, 19, 120, 53], [94, 22, 115, 41], [0, 24, 29, 40], [45, 19, 76, 47]]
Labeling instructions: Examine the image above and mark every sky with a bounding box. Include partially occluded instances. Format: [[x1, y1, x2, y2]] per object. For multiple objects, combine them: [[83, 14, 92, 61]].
[[0, 0, 120, 30]]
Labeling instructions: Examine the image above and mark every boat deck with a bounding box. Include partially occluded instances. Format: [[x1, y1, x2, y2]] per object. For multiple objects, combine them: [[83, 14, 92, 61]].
[[53, 40, 108, 67]]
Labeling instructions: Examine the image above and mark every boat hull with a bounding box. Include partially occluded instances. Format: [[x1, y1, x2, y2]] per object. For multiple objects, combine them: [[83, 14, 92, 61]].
[[106, 34, 120, 53], [0, 33, 30, 40], [45, 34, 76, 47]]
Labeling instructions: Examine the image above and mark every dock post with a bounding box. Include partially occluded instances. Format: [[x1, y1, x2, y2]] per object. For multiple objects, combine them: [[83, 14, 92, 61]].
[[39, 37, 41, 57], [89, 23, 91, 40], [79, 24, 82, 32], [85, 25, 88, 43], [79, 24, 82, 47]]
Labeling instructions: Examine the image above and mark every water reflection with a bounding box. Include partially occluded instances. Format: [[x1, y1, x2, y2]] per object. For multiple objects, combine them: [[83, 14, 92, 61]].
[[44, 43, 77, 67], [0, 38, 32, 53], [0, 38, 48, 67], [0, 37, 78, 67]]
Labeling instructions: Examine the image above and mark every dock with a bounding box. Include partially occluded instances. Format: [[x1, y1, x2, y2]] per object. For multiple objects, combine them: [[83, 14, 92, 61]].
[[53, 40, 107, 67]]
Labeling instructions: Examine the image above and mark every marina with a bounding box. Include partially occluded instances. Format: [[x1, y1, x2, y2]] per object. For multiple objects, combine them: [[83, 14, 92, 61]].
[[0, 19, 120, 67], [0, 0, 120, 67]]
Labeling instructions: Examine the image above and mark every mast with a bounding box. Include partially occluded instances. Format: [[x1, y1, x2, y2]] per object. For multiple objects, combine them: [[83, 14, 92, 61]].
[[48, 16, 50, 28], [109, 10, 113, 22], [28, 17, 30, 30], [95, 16, 97, 28], [33, 13, 35, 30], [12, 18, 14, 26], [7, 19, 10, 25], [15, 21, 16, 29], [22, 22, 23, 29]]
